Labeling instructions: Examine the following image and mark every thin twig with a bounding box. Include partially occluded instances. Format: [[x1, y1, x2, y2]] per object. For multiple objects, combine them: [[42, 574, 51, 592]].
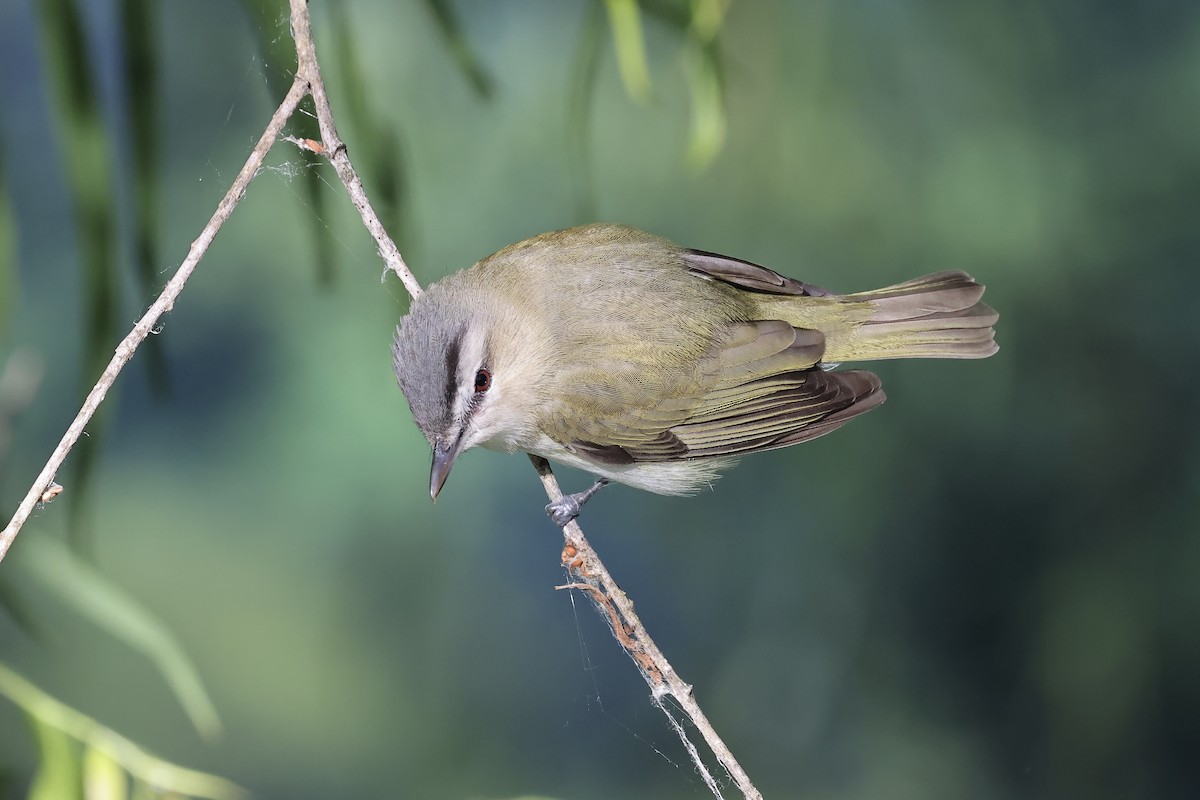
[[3, 1, 763, 796], [284, 3, 761, 793], [0, 76, 310, 562], [289, 1, 422, 299], [531, 455, 762, 800]]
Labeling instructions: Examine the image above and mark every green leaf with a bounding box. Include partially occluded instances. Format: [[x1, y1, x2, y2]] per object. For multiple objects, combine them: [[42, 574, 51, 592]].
[[0, 664, 244, 800], [26, 714, 83, 800], [604, 0, 652, 104], [18, 537, 222, 740], [689, 0, 727, 40], [82, 746, 127, 800], [682, 38, 725, 170], [682, 0, 728, 170]]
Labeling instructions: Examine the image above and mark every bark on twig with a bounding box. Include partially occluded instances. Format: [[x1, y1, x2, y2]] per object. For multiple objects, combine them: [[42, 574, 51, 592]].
[[0, 76, 309, 562], [1, 1, 763, 796], [535, 456, 762, 799], [288, 5, 422, 299]]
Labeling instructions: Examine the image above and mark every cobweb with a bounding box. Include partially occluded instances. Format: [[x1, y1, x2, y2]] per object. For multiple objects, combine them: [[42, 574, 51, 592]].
[[192, 11, 375, 286], [208, 8, 731, 793], [563, 568, 734, 798]]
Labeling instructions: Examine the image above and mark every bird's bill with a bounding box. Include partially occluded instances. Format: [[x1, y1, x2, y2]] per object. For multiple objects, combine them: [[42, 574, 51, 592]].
[[429, 436, 464, 500]]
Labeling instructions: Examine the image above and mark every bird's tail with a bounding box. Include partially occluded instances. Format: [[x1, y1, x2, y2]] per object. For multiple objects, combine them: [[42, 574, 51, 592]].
[[815, 270, 998, 362]]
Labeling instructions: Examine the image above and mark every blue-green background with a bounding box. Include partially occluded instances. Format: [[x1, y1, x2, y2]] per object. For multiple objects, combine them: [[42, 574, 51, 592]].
[[1, 1, 1198, 798]]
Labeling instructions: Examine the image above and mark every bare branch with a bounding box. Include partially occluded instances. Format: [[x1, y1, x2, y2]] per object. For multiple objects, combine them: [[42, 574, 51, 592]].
[[3, 1, 764, 796], [281, 6, 765, 794], [0, 76, 309, 562], [532, 455, 762, 799], [289, 0, 422, 298]]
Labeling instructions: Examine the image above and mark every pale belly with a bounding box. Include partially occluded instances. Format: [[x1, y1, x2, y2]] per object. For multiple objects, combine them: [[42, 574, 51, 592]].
[[516, 435, 734, 496]]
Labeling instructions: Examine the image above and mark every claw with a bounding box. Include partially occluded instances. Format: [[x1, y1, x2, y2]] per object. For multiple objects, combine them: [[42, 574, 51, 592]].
[[544, 479, 609, 527], [546, 497, 582, 527]]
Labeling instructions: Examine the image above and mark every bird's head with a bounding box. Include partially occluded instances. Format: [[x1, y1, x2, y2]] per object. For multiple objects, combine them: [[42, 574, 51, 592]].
[[392, 276, 550, 499]]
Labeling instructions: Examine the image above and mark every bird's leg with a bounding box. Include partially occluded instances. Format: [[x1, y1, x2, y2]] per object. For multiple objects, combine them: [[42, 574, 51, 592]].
[[545, 479, 609, 527]]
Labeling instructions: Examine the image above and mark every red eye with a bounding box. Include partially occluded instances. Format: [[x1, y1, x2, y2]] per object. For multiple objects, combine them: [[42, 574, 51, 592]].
[[474, 368, 492, 393]]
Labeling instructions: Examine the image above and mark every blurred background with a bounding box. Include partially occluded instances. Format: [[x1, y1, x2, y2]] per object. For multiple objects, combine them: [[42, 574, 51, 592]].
[[1, 0, 1198, 798]]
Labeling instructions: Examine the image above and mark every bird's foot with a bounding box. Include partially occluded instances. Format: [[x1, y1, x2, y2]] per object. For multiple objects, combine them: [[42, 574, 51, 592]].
[[545, 479, 609, 527]]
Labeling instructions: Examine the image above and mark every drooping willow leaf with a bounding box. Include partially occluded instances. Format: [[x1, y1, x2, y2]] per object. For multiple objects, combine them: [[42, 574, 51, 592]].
[[26, 714, 83, 800], [683, 0, 728, 170], [19, 537, 223, 740], [568, 0, 729, 210], [644, 0, 729, 170], [604, 0, 652, 104], [82, 746, 128, 800], [0, 664, 243, 799]]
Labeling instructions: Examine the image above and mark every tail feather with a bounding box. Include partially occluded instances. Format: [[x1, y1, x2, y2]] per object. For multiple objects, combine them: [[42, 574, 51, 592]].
[[848, 270, 986, 320], [824, 271, 998, 362]]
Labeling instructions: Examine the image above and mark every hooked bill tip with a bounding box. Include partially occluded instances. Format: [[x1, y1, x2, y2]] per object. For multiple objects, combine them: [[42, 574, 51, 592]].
[[429, 441, 456, 501]]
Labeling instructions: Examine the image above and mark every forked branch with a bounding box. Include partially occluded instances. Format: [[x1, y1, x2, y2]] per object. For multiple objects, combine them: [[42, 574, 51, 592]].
[[0, 1, 761, 797], [0, 76, 309, 561]]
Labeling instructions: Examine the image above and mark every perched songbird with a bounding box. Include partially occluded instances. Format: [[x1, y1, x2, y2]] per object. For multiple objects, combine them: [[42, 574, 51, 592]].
[[392, 224, 998, 524]]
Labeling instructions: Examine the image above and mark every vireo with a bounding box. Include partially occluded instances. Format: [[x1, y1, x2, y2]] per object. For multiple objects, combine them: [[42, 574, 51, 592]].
[[392, 224, 997, 524]]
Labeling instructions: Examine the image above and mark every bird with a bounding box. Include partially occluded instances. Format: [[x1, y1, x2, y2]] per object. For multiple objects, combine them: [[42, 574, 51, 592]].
[[392, 223, 998, 525]]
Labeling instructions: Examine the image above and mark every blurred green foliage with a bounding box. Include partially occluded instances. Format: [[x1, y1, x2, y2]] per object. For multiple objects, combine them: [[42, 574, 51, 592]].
[[1, 1, 1199, 799], [31, 0, 121, 551], [0, 154, 14, 341], [18, 536, 222, 740], [1, 662, 243, 799]]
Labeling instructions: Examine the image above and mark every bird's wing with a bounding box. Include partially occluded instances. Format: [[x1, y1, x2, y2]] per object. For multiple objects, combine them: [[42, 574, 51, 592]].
[[684, 249, 832, 296], [668, 367, 883, 458], [552, 320, 884, 463]]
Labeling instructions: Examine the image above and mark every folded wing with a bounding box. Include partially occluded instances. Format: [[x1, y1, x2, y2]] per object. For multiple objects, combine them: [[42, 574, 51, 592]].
[[559, 319, 884, 463]]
